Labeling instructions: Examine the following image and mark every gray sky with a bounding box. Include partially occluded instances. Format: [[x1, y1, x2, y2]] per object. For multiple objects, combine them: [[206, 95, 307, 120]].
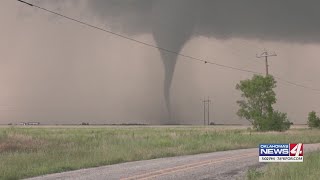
[[0, 0, 320, 125]]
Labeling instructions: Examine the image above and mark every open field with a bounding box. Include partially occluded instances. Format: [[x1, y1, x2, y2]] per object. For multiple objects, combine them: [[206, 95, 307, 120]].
[[1, 126, 320, 180], [0, 124, 309, 129], [247, 151, 320, 180]]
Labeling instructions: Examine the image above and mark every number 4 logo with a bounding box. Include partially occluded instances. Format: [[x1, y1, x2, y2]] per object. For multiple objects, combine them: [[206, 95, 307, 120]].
[[290, 143, 303, 156]]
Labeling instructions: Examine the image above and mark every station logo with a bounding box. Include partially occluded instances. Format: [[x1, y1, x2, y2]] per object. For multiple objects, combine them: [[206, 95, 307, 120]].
[[259, 143, 303, 162]]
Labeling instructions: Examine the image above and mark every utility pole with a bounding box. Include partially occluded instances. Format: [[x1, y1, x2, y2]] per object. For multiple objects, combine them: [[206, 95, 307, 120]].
[[203, 98, 206, 126], [256, 50, 277, 76], [207, 97, 211, 125], [202, 97, 212, 125]]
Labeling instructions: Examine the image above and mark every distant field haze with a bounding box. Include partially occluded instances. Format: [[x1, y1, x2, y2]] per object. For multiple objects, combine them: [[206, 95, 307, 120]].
[[1, 0, 320, 125]]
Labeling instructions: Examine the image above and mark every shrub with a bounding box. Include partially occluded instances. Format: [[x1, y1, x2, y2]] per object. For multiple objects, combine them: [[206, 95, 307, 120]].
[[307, 111, 320, 128], [268, 111, 291, 131]]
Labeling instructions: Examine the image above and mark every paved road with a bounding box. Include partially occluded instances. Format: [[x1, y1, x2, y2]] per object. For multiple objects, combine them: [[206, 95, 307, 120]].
[[27, 144, 320, 180]]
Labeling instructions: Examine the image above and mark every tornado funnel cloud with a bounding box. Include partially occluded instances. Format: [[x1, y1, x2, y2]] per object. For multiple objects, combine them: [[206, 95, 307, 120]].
[[160, 53, 177, 122], [152, 30, 193, 123], [152, 0, 197, 123]]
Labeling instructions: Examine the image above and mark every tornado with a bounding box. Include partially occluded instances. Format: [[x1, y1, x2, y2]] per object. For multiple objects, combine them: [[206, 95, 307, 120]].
[[151, 0, 196, 123]]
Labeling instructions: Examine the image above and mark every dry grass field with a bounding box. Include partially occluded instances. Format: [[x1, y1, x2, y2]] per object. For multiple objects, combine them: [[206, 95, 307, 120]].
[[0, 125, 319, 180]]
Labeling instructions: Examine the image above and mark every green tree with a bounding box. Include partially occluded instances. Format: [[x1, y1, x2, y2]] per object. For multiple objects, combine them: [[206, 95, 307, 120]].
[[307, 111, 320, 128], [236, 75, 291, 131], [266, 110, 291, 131]]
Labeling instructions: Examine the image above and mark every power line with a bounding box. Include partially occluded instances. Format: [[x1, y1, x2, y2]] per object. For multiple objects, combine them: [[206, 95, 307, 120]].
[[274, 76, 320, 93], [17, 0, 320, 93], [16, 0, 261, 75]]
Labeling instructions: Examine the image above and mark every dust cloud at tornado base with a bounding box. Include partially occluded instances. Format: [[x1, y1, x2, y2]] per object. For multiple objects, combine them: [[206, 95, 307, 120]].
[[0, 0, 320, 124]]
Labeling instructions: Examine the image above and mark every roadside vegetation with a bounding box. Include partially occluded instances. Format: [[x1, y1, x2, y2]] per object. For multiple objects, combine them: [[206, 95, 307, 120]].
[[247, 151, 320, 180], [236, 75, 291, 131], [307, 111, 320, 129], [1, 126, 320, 179]]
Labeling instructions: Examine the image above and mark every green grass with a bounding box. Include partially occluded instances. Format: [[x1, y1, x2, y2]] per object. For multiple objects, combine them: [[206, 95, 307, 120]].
[[247, 151, 320, 180], [247, 168, 264, 180], [1, 126, 320, 180]]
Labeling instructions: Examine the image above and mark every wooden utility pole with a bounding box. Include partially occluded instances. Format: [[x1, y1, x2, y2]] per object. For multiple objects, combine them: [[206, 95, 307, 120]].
[[202, 97, 212, 125], [256, 50, 277, 76], [207, 97, 211, 125], [203, 98, 206, 125]]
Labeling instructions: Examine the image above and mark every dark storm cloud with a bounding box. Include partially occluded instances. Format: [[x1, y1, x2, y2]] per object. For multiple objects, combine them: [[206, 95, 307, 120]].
[[32, 0, 320, 122], [196, 1, 320, 42], [88, 0, 320, 121], [84, 0, 320, 122], [86, 0, 320, 43]]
